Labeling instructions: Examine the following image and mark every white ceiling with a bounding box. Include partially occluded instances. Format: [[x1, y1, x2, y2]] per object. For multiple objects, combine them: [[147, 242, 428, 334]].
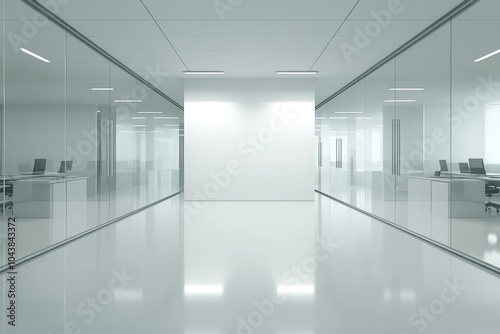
[[12, 0, 470, 106]]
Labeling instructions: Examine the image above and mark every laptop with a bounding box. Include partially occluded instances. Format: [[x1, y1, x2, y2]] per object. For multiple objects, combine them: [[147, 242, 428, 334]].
[[21, 158, 46, 175], [459, 163, 470, 174], [58, 161, 73, 173], [439, 160, 449, 172]]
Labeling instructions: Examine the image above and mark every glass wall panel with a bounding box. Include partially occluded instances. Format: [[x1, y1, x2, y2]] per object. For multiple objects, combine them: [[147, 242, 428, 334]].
[[330, 81, 366, 207], [111, 65, 140, 218], [451, 0, 500, 268], [0, 0, 5, 268], [0, 1, 182, 267], [365, 61, 396, 223], [316, 105, 330, 195], [5, 1, 67, 259], [315, 0, 500, 271], [66, 34, 111, 236], [395, 23, 451, 245]]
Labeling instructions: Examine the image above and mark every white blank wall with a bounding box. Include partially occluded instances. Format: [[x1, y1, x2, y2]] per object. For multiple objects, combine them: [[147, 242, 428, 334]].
[[184, 79, 315, 201]]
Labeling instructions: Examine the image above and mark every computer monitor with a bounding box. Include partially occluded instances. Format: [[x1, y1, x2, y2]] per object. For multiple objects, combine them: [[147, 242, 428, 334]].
[[439, 160, 449, 172], [459, 162, 470, 174], [468, 158, 486, 175], [33, 158, 46, 175], [58, 161, 73, 173]]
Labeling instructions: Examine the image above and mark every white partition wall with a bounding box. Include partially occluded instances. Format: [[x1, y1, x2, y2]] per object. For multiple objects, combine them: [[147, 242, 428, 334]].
[[185, 79, 315, 201]]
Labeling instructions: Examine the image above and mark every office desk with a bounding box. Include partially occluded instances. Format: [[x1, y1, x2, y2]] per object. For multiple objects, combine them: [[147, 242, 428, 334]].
[[11, 176, 87, 218], [408, 176, 484, 217], [408, 176, 484, 245]]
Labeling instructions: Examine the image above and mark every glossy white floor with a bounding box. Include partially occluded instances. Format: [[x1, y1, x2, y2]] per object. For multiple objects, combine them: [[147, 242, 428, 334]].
[[1, 194, 500, 334]]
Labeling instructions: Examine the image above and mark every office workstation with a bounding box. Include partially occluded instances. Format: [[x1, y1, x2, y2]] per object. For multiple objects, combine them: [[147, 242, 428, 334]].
[[409, 159, 500, 215], [2, 159, 87, 218]]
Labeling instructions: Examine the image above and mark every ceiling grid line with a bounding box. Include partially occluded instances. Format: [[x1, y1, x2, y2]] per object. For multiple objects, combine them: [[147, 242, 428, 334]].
[[139, 0, 190, 71], [308, 0, 361, 71]]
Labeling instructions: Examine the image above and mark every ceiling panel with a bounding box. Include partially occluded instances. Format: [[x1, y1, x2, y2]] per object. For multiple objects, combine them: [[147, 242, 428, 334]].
[[348, 0, 464, 20], [183, 61, 315, 72], [66, 20, 163, 37], [22, 0, 472, 108], [156, 20, 343, 38], [179, 51, 320, 62], [88, 36, 175, 52], [169, 36, 331, 52], [37, 0, 151, 20], [108, 51, 181, 62], [143, 0, 359, 20], [334, 20, 434, 37]]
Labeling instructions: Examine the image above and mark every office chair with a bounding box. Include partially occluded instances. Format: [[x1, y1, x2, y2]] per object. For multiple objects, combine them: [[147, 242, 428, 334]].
[[485, 183, 500, 213]]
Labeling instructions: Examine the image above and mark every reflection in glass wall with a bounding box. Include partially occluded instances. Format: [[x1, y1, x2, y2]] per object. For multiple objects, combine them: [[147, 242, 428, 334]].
[[451, 0, 500, 269], [0, 1, 182, 268], [5, 1, 67, 259], [316, 0, 500, 271]]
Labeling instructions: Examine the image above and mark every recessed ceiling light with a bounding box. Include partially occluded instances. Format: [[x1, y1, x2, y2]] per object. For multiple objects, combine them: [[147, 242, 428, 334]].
[[388, 88, 424, 91], [133, 125, 146, 127], [114, 99, 143, 103], [184, 71, 225, 75], [132, 117, 146, 120], [383, 100, 416, 103], [20, 48, 50, 63], [154, 116, 179, 119], [91, 88, 114, 91], [474, 48, 500, 62], [137, 111, 163, 114], [276, 71, 318, 75], [165, 124, 179, 127]]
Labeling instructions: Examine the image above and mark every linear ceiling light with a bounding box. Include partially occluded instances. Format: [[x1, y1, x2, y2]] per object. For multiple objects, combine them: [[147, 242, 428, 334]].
[[91, 88, 114, 91], [184, 71, 225, 75], [114, 99, 143, 103], [154, 116, 179, 119], [474, 49, 500, 62], [137, 111, 163, 114], [335, 112, 363, 114], [20, 48, 50, 63], [383, 100, 416, 103], [389, 88, 424, 91], [277, 71, 318, 75]]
